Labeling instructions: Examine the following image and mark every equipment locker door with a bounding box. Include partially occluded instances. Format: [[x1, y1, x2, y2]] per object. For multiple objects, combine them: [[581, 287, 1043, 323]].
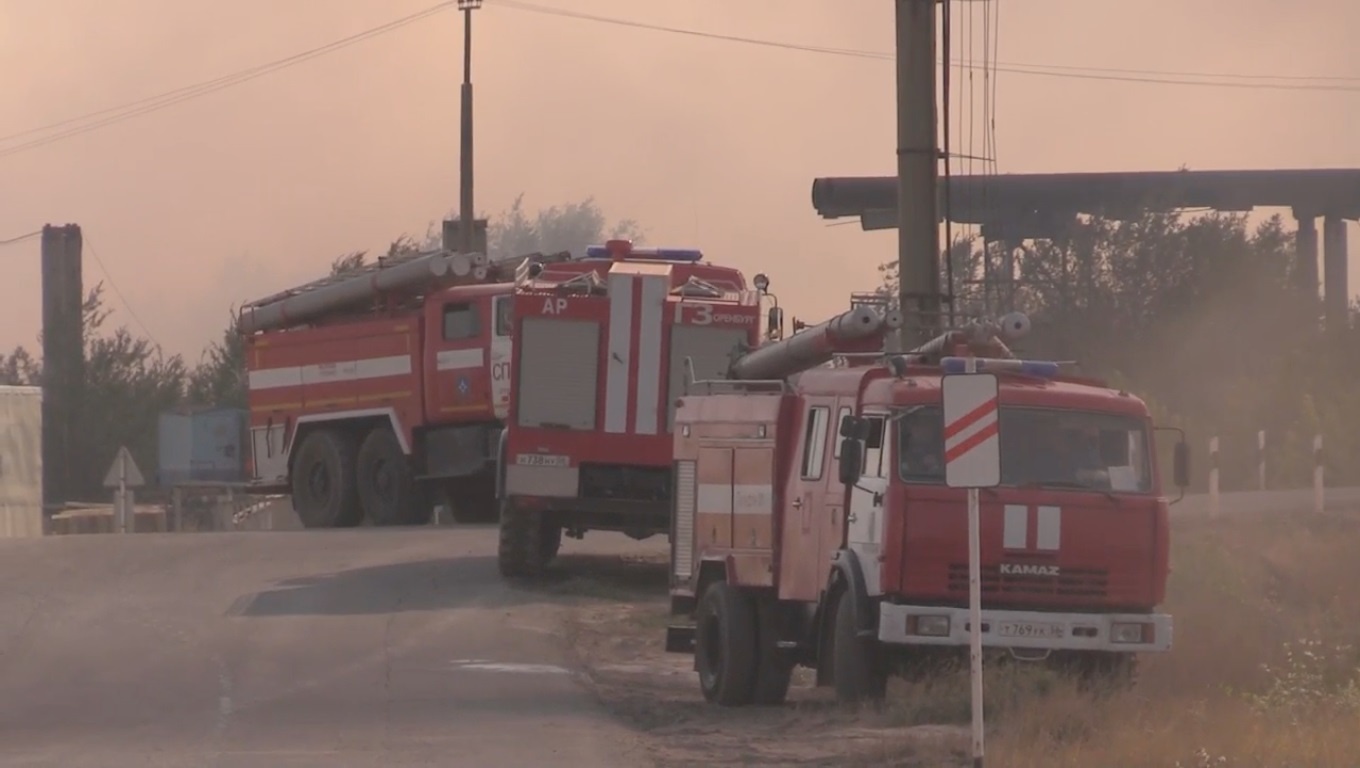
[[844, 408, 890, 597], [777, 397, 835, 603], [426, 295, 494, 420]]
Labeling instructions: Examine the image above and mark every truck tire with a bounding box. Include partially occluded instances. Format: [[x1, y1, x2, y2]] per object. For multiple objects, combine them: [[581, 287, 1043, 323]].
[[751, 598, 795, 706], [356, 427, 422, 526], [291, 429, 362, 529], [497, 498, 555, 578], [446, 476, 498, 524], [831, 588, 888, 704], [694, 581, 758, 706]]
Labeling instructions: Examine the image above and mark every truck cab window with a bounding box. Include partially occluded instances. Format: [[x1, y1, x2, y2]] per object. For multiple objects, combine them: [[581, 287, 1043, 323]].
[[443, 302, 480, 341], [831, 406, 852, 459], [493, 296, 513, 337], [999, 408, 1152, 492], [862, 415, 887, 479], [896, 407, 945, 483], [799, 406, 829, 480]]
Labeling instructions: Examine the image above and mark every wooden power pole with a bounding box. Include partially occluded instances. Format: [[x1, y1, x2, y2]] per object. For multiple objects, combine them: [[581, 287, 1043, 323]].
[[895, 0, 943, 350], [40, 223, 84, 513], [456, 0, 485, 255]]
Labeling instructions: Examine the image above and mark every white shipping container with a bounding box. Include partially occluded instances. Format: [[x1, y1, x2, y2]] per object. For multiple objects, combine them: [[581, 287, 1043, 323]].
[[0, 386, 43, 538]]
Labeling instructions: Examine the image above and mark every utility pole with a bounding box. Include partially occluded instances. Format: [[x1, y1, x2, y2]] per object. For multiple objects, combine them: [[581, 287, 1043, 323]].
[[457, 0, 482, 255], [895, 0, 942, 351], [40, 223, 84, 516]]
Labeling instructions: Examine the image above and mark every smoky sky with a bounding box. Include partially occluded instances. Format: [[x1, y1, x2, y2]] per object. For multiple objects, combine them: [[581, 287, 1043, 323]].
[[0, 0, 1356, 358]]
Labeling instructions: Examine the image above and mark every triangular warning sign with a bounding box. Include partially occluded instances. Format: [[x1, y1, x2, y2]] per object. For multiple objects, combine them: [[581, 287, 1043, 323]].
[[102, 446, 146, 488]]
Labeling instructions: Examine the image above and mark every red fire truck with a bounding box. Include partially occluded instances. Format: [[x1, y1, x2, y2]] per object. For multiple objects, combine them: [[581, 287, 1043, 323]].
[[495, 239, 785, 577], [239, 246, 571, 528], [663, 309, 1189, 706]]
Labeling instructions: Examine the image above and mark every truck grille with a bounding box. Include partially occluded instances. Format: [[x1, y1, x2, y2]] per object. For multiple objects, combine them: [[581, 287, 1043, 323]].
[[946, 563, 1108, 599], [578, 463, 671, 503]]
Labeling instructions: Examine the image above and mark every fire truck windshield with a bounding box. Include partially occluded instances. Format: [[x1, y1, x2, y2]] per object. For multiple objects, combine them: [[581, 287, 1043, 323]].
[[895, 406, 1154, 494]]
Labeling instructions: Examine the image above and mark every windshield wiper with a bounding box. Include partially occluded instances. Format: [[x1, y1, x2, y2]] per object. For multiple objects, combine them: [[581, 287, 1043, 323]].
[[1019, 480, 1121, 506]]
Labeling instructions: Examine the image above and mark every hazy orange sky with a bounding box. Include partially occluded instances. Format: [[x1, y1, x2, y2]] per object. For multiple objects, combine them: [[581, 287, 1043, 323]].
[[1, 0, 1357, 363]]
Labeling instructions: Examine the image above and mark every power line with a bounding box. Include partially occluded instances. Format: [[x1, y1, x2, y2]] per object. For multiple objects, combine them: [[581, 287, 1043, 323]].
[[83, 236, 161, 352], [494, 0, 1360, 92], [2, 0, 1353, 164], [0, 1, 458, 160], [0, 230, 41, 247]]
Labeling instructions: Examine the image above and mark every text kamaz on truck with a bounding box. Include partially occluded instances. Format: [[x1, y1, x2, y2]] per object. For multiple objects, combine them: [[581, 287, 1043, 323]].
[[662, 308, 1189, 705], [494, 239, 786, 577]]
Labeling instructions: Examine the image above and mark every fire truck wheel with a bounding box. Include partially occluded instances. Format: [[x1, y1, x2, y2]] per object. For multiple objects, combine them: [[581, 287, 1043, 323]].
[[356, 427, 421, 526], [694, 581, 758, 706], [291, 429, 363, 529], [497, 501, 554, 578], [750, 598, 794, 706], [831, 589, 888, 704]]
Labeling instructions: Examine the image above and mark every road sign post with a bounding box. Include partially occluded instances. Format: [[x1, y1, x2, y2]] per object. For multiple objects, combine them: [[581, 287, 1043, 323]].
[[941, 357, 1001, 768], [102, 446, 146, 534]]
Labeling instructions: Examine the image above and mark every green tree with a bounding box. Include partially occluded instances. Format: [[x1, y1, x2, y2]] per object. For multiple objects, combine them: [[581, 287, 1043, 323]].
[[185, 310, 246, 409], [879, 209, 1358, 492], [421, 194, 645, 257], [76, 283, 188, 499]]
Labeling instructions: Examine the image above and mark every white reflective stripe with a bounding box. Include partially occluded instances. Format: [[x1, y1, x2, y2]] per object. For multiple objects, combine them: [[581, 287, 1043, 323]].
[[696, 483, 773, 515], [436, 348, 484, 371], [632, 276, 667, 435], [696, 483, 731, 514], [1003, 503, 1027, 549], [248, 366, 302, 391], [248, 355, 411, 391], [1036, 505, 1061, 550], [604, 273, 634, 434]]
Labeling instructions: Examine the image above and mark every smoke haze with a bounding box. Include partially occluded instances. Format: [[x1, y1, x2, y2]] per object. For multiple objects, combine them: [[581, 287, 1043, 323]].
[[0, 0, 1356, 359]]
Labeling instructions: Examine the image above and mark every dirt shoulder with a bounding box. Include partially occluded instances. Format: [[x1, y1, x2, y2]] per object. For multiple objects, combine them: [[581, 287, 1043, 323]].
[[545, 552, 969, 768]]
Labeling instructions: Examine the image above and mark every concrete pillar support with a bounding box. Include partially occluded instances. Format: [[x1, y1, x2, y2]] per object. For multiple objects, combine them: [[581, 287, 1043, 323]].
[[1292, 211, 1318, 297], [1322, 215, 1349, 331]]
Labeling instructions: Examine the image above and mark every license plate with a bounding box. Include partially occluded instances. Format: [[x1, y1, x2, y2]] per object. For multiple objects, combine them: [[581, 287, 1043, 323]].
[[515, 453, 569, 468], [996, 621, 1064, 639]]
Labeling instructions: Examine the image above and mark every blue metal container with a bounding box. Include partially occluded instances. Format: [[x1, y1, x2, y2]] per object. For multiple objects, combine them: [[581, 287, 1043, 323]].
[[157, 407, 247, 486]]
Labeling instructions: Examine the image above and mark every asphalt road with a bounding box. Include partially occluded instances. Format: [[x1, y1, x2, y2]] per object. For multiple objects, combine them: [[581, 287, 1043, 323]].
[[0, 525, 664, 768]]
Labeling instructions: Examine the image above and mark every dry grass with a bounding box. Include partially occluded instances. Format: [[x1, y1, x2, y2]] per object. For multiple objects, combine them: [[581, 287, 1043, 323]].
[[893, 510, 1360, 767], [562, 511, 1360, 766]]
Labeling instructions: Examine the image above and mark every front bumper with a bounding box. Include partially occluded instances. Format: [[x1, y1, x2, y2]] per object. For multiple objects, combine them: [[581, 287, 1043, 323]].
[[878, 603, 1172, 653]]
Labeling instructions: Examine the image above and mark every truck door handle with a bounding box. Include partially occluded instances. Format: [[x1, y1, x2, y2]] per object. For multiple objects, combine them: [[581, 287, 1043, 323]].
[[791, 498, 803, 509]]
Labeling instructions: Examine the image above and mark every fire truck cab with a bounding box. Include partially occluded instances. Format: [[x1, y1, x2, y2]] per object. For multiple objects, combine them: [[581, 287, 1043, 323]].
[[496, 239, 776, 577], [663, 319, 1190, 706]]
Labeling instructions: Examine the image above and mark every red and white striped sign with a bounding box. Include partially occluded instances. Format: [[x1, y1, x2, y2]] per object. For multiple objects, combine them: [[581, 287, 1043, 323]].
[[941, 373, 1001, 488]]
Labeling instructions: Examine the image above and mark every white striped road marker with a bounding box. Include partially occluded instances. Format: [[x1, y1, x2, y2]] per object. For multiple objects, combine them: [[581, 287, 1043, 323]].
[[942, 371, 1001, 489]]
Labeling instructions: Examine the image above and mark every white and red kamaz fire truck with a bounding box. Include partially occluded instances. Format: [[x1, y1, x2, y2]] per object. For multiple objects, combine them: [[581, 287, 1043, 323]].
[[494, 239, 785, 577], [663, 308, 1190, 706], [240, 247, 571, 528]]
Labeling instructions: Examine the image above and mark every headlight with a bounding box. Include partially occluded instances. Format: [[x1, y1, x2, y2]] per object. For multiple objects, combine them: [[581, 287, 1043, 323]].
[[911, 614, 951, 637], [1111, 621, 1149, 644]]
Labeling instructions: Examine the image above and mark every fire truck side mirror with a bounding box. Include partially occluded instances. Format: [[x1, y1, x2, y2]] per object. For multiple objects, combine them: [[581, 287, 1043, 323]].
[[766, 306, 784, 341], [838, 439, 864, 485], [1172, 440, 1190, 489]]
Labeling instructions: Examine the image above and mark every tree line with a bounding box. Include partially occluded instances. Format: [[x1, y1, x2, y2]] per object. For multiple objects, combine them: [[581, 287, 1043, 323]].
[[0, 196, 642, 503], [878, 209, 1354, 492]]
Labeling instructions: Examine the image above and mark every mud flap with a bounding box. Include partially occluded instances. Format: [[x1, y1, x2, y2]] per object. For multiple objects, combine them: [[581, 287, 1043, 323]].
[[665, 624, 696, 654]]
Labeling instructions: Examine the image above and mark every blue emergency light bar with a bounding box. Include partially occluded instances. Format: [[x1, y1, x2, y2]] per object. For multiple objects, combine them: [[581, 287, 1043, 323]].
[[583, 244, 704, 262], [940, 356, 1060, 378]]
